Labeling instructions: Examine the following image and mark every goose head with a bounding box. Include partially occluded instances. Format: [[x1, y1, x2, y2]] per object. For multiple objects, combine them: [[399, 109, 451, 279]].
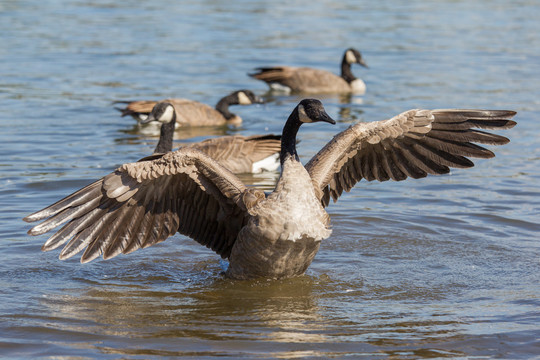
[[344, 47, 368, 68], [281, 99, 335, 163], [215, 90, 264, 123], [143, 102, 177, 154], [233, 90, 265, 105], [296, 99, 336, 125], [141, 102, 176, 125]]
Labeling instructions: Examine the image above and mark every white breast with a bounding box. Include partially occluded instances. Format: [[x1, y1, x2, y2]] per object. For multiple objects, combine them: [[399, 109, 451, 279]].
[[350, 78, 366, 94], [269, 83, 292, 93], [257, 160, 331, 242], [251, 153, 280, 173]]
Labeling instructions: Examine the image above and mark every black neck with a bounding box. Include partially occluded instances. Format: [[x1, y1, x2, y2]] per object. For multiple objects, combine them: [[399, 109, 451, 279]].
[[215, 94, 238, 120], [280, 107, 302, 164], [153, 116, 176, 154], [340, 56, 356, 84]]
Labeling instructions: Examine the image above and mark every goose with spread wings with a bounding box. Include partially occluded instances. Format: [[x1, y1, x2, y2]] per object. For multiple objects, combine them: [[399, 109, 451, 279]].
[[24, 99, 516, 279]]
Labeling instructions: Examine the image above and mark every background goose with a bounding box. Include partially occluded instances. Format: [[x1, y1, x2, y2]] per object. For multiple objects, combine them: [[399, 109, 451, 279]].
[[249, 48, 368, 94], [143, 102, 281, 173], [116, 90, 264, 126], [24, 99, 516, 280]]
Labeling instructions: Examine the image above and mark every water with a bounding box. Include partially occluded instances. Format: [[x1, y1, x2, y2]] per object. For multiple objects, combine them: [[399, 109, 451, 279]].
[[1, 0, 539, 358]]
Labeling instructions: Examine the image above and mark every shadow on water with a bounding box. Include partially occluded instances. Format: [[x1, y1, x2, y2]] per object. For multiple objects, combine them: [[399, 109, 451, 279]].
[[35, 270, 331, 358], [28, 267, 527, 359], [119, 122, 232, 140]]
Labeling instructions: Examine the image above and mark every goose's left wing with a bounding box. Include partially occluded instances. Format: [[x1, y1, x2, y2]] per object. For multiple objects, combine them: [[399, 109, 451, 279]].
[[305, 109, 517, 207]]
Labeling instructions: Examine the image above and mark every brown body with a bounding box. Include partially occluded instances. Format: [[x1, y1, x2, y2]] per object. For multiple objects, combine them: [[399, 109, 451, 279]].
[[251, 66, 365, 94], [250, 48, 368, 94], [117, 90, 263, 126], [123, 99, 240, 126]]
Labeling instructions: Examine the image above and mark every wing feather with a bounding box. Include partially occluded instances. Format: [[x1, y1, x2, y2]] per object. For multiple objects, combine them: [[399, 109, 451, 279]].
[[24, 181, 103, 223], [26, 148, 260, 262], [306, 109, 516, 207]]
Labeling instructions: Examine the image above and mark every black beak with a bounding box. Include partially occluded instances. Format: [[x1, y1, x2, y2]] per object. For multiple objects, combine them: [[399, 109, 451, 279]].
[[358, 58, 368, 68], [140, 113, 156, 124], [320, 111, 336, 125]]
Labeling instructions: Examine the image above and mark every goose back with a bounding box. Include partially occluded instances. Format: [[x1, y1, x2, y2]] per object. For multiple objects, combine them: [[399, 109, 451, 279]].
[[134, 99, 229, 126], [252, 67, 353, 93]]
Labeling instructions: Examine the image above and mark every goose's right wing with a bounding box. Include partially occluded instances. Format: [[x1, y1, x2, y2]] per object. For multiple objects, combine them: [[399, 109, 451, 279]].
[[306, 109, 517, 207], [24, 148, 265, 263]]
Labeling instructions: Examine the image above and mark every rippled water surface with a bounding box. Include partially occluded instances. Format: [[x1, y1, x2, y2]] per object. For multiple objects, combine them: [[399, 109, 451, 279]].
[[1, 0, 539, 358]]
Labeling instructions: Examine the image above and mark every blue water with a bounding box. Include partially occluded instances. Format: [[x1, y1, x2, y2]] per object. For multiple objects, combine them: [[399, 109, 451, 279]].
[[1, 0, 539, 358]]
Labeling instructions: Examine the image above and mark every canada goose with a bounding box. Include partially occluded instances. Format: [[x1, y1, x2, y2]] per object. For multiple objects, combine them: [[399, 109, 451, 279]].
[[116, 90, 263, 126], [144, 102, 281, 173], [24, 99, 516, 280], [249, 48, 368, 94]]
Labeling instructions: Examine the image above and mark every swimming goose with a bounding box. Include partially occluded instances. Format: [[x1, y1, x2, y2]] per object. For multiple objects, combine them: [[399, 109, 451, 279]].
[[24, 100, 516, 279], [249, 48, 368, 94], [144, 102, 281, 173], [116, 90, 264, 126]]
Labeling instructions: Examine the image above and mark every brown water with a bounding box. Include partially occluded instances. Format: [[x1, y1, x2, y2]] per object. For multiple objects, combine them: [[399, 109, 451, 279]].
[[1, 0, 539, 358]]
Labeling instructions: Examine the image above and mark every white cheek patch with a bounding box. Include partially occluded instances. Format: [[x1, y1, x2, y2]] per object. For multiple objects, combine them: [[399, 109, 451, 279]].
[[345, 50, 357, 64], [298, 104, 313, 123], [237, 92, 252, 105], [159, 105, 175, 123]]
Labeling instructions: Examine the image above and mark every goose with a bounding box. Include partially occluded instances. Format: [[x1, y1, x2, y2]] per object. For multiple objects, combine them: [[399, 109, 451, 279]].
[[116, 90, 264, 126], [249, 48, 368, 94], [142, 102, 281, 173], [24, 99, 516, 280]]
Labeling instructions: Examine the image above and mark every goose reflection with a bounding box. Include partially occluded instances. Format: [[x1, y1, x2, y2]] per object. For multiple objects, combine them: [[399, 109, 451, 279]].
[[38, 269, 329, 356], [120, 122, 232, 140]]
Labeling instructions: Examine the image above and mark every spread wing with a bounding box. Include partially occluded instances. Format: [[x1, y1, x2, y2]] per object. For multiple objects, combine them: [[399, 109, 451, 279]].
[[188, 134, 281, 173], [24, 148, 265, 262], [305, 109, 517, 207]]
